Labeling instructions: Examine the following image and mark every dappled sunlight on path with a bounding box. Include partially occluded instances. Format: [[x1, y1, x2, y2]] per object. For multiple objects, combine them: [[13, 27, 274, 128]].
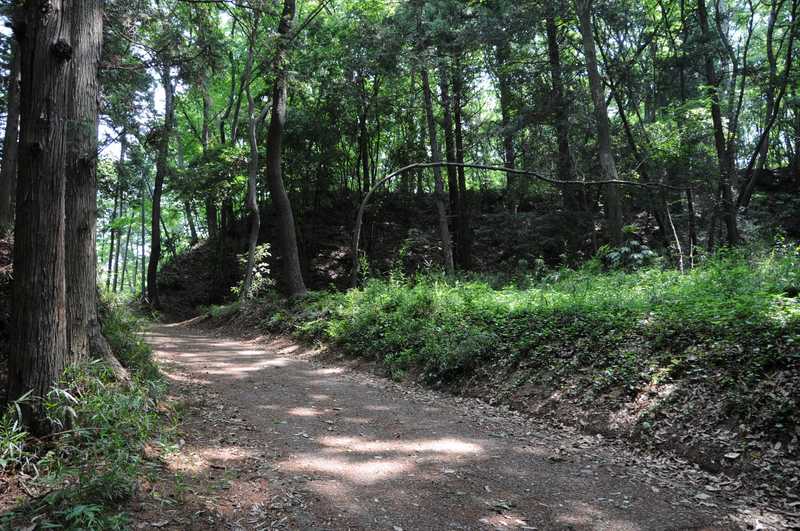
[[137, 323, 738, 530]]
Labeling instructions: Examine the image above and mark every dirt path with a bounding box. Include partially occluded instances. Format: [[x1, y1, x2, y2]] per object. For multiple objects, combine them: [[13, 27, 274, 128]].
[[131, 323, 759, 530]]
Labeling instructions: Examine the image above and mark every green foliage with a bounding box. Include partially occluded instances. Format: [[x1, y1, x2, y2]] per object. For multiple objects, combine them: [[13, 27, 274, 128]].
[[0, 306, 167, 529], [599, 239, 659, 271], [204, 301, 241, 319], [101, 296, 161, 381], [263, 245, 799, 429], [233, 244, 274, 298], [0, 392, 32, 471]]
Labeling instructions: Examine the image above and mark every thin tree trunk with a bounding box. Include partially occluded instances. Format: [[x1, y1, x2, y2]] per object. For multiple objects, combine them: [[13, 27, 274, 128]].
[[496, 40, 518, 213], [265, 0, 307, 297], [754, 0, 782, 175], [438, 60, 463, 265], [0, 38, 21, 231], [421, 67, 455, 276], [240, 17, 265, 300], [793, 94, 800, 183], [9, 0, 72, 432], [105, 163, 120, 290], [131, 228, 139, 294], [576, 0, 624, 246], [594, 37, 669, 246], [737, 0, 798, 208], [696, 0, 738, 246], [358, 101, 370, 196], [185, 201, 198, 245], [140, 170, 147, 298], [200, 70, 218, 240], [120, 220, 132, 292], [112, 202, 125, 293], [546, 13, 581, 211], [107, 133, 126, 290], [452, 56, 471, 268], [147, 66, 174, 308], [242, 85, 264, 300]]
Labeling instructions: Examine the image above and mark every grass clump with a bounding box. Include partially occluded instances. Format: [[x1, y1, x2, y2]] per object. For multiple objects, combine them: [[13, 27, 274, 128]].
[[0, 300, 167, 530]]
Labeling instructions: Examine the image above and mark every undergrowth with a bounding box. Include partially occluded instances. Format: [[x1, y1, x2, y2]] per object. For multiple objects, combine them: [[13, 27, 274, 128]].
[[251, 242, 800, 437], [0, 298, 168, 530]]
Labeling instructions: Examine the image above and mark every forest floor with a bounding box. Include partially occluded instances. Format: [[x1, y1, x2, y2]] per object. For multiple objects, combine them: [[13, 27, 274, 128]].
[[126, 322, 792, 530]]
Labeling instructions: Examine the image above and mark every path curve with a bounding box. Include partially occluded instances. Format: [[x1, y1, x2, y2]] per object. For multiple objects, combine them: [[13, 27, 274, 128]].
[[135, 323, 743, 530]]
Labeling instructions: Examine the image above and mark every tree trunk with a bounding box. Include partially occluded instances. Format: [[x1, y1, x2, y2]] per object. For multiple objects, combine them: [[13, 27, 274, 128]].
[[241, 84, 263, 300], [754, 0, 780, 180], [438, 60, 463, 265], [112, 202, 125, 293], [140, 170, 147, 298], [147, 66, 174, 308], [265, 0, 307, 297], [421, 67, 455, 276], [0, 37, 21, 232], [793, 94, 800, 184], [105, 158, 120, 290], [737, 0, 798, 208], [358, 105, 370, 196], [65, 0, 120, 372], [496, 40, 518, 213], [452, 56, 471, 268], [120, 221, 132, 291], [185, 201, 198, 245], [546, 14, 581, 211], [200, 72, 218, 240], [9, 0, 72, 433], [696, 0, 738, 246], [576, 0, 624, 246]]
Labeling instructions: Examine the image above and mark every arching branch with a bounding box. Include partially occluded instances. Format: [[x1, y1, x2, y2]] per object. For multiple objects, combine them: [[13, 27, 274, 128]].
[[351, 162, 691, 286]]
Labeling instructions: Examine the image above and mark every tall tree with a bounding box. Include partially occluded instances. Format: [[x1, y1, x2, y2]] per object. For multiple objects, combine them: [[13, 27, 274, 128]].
[[545, 10, 580, 210], [65, 0, 104, 362], [421, 66, 456, 276], [575, 0, 624, 245], [147, 65, 175, 308], [696, 0, 739, 246], [265, 0, 307, 297], [9, 0, 73, 432], [0, 37, 20, 232]]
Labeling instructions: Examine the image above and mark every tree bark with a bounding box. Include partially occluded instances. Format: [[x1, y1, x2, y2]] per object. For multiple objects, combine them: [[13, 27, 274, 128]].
[[265, 0, 307, 297], [737, 0, 798, 208], [696, 0, 738, 246], [140, 169, 147, 298], [438, 60, 463, 265], [546, 13, 581, 211], [120, 220, 132, 291], [496, 40, 518, 213], [65, 0, 121, 372], [242, 87, 265, 300], [184, 201, 198, 245], [147, 66, 174, 308], [105, 139, 122, 291], [452, 57, 471, 268], [9, 0, 72, 433], [576, 0, 624, 246], [0, 37, 21, 231], [241, 37, 268, 300], [112, 202, 125, 292], [421, 67, 455, 276]]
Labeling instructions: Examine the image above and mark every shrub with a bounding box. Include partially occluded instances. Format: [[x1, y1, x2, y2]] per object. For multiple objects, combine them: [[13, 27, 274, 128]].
[[0, 300, 167, 529], [274, 244, 800, 391]]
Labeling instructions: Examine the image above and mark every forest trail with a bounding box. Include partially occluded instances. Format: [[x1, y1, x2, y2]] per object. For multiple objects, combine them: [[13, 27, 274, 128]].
[[135, 323, 741, 530]]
